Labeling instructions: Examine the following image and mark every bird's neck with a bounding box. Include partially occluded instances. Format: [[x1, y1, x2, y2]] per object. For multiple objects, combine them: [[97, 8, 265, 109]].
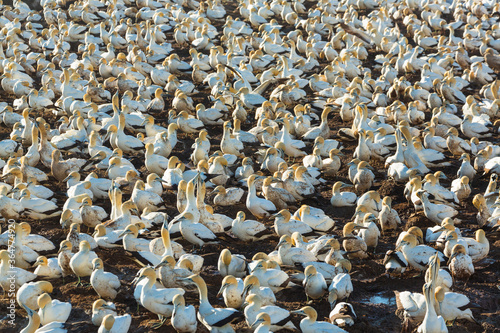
[[196, 281, 211, 307], [161, 229, 173, 256]]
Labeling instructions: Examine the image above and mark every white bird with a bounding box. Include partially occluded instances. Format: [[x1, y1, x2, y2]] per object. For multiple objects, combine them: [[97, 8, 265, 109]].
[[303, 265, 328, 301], [241, 274, 276, 306], [329, 302, 356, 327], [218, 249, 246, 278], [21, 307, 67, 333], [448, 244, 474, 282], [397, 234, 444, 271], [292, 306, 347, 333], [20, 189, 60, 220], [247, 174, 277, 219], [181, 274, 243, 332], [37, 293, 71, 325], [69, 240, 99, 286], [426, 267, 453, 293], [244, 294, 296, 332], [328, 270, 353, 308], [231, 211, 273, 242], [443, 232, 468, 259], [66, 222, 98, 251], [136, 267, 185, 328], [434, 287, 477, 323], [217, 275, 244, 309], [295, 205, 335, 232], [251, 313, 272, 333], [57, 240, 74, 278], [331, 182, 357, 207], [357, 213, 381, 250], [92, 224, 122, 249], [212, 186, 244, 206], [251, 260, 291, 293], [145, 143, 168, 175], [463, 229, 489, 262], [120, 224, 150, 252], [98, 314, 131, 333], [383, 250, 408, 276], [276, 234, 317, 265], [179, 212, 218, 248], [378, 197, 401, 234], [0, 250, 37, 292], [33, 256, 62, 279], [91, 299, 117, 327], [131, 180, 166, 212], [153, 255, 194, 289], [422, 174, 458, 207], [274, 209, 318, 238], [394, 289, 427, 321], [17, 280, 53, 311], [416, 191, 459, 224], [91, 258, 121, 300], [450, 176, 471, 202], [418, 282, 447, 333], [172, 294, 197, 333]]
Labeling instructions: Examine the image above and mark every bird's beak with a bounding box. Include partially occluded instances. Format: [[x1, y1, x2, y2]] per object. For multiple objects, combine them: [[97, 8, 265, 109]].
[[251, 319, 263, 328], [176, 277, 192, 283], [104, 131, 111, 141], [447, 252, 458, 265], [153, 262, 166, 269], [61, 219, 70, 229], [241, 284, 251, 296], [275, 239, 285, 249], [217, 283, 228, 297], [90, 154, 103, 162], [104, 165, 111, 177], [353, 225, 368, 230], [132, 275, 144, 285]]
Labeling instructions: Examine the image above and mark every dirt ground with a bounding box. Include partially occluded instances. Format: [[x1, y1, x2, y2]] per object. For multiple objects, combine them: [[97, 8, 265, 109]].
[[1, 0, 500, 333]]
